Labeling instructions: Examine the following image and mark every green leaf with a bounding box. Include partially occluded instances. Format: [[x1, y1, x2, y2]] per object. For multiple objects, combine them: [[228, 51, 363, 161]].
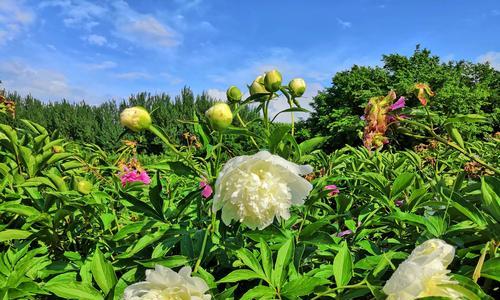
[[282, 276, 329, 298], [271, 107, 310, 122], [240, 285, 276, 300], [0, 229, 32, 242], [299, 136, 328, 154], [269, 125, 290, 153], [391, 172, 415, 200], [235, 248, 264, 277], [217, 269, 265, 283], [259, 239, 273, 281], [44, 273, 103, 300], [333, 241, 352, 287], [91, 248, 117, 295], [480, 177, 500, 222], [481, 257, 500, 282], [272, 238, 294, 288]]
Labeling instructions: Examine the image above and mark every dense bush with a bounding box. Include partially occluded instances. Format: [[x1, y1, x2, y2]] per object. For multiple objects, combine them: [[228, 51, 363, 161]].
[[306, 46, 500, 150]]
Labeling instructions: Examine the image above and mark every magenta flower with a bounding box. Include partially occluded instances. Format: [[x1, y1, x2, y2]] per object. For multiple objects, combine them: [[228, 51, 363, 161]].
[[325, 184, 340, 196], [200, 180, 213, 199], [337, 229, 353, 237], [395, 199, 404, 207], [120, 169, 151, 187], [389, 97, 406, 111]]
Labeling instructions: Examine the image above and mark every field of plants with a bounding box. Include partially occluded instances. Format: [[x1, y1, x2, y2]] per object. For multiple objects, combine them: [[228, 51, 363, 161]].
[[1, 60, 500, 299]]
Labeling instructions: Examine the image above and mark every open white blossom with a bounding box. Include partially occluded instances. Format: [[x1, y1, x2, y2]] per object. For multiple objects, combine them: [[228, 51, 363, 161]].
[[123, 265, 211, 300], [383, 239, 462, 300], [212, 150, 313, 230]]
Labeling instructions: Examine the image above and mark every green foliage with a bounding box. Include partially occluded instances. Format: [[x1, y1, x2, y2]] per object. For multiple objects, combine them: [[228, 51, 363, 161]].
[[307, 46, 500, 150]]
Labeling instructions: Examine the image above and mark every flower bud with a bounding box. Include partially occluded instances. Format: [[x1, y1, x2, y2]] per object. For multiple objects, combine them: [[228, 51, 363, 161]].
[[76, 180, 93, 195], [205, 102, 233, 131], [249, 75, 267, 95], [226, 86, 242, 102], [120, 106, 152, 132], [52, 145, 64, 153], [288, 78, 306, 97], [264, 69, 282, 92]]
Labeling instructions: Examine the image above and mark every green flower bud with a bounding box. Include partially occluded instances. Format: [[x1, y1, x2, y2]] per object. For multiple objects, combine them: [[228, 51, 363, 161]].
[[264, 69, 282, 92], [249, 75, 267, 95], [52, 145, 64, 153], [120, 106, 152, 132], [205, 102, 233, 131], [76, 180, 93, 195], [288, 78, 306, 97], [226, 86, 242, 102]]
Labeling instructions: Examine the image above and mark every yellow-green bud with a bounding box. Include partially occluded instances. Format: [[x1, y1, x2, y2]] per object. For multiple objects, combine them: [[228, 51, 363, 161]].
[[249, 75, 267, 95], [205, 102, 233, 131], [264, 69, 282, 92], [226, 86, 242, 102], [76, 180, 93, 195], [288, 78, 306, 97], [52, 145, 64, 153], [120, 106, 152, 132]]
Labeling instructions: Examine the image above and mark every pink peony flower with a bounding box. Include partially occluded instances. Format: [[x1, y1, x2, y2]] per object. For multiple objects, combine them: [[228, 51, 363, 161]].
[[200, 180, 213, 199], [120, 169, 151, 187], [325, 184, 340, 196], [389, 97, 406, 111]]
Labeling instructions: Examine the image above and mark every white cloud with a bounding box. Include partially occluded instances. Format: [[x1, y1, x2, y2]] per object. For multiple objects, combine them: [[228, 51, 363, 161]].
[[114, 72, 151, 80], [478, 51, 500, 70], [268, 82, 323, 123], [206, 88, 226, 100], [112, 0, 180, 49], [336, 18, 352, 29], [40, 0, 106, 30], [85, 60, 117, 70], [0, 0, 35, 45], [84, 34, 108, 46], [0, 60, 89, 102], [160, 72, 183, 85], [40, 0, 181, 49]]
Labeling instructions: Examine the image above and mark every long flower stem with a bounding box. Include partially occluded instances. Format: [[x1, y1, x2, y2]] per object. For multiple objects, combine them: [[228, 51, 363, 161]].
[[194, 223, 212, 273], [235, 109, 259, 149], [148, 125, 202, 174]]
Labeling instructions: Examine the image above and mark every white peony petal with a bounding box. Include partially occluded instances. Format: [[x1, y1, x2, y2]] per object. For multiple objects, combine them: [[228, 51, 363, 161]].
[[123, 265, 211, 299], [212, 150, 313, 229]]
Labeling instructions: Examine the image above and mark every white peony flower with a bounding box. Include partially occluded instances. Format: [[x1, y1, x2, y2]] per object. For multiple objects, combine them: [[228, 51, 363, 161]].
[[123, 265, 211, 300], [383, 239, 462, 300], [212, 150, 313, 230]]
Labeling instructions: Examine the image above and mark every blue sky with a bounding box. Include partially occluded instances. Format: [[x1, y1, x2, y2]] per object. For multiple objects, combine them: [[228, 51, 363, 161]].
[[0, 0, 499, 120]]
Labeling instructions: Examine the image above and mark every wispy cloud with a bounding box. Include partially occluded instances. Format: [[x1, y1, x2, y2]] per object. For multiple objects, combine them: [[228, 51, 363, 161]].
[[85, 60, 117, 70], [40, 0, 106, 30], [478, 51, 500, 70], [0, 59, 89, 102], [336, 18, 352, 29], [83, 34, 107, 46], [0, 0, 35, 45], [111, 0, 181, 49], [114, 71, 151, 80]]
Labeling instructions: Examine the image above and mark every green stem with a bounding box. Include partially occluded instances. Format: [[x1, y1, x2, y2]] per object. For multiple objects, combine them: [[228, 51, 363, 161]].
[[194, 223, 212, 273], [148, 125, 202, 174], [311, 279, 367, 300], [400, 119, 500, 175], [235, 109, 259, 149]]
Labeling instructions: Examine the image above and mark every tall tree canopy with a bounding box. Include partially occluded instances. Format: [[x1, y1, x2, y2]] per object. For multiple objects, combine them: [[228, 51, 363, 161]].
[[306, 47, 500, 149]]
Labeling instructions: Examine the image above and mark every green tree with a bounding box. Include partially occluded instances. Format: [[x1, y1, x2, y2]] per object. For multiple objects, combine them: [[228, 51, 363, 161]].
[[306, 46, 500, 150]]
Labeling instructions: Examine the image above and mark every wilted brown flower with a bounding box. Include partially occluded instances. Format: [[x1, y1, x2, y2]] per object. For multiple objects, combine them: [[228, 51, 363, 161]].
[[0, 90, 16, 117], [415, 143, 429, 153], [362, 91, 396, 150], [463, 161, 492, 178], [414, 83, 435, 106]]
